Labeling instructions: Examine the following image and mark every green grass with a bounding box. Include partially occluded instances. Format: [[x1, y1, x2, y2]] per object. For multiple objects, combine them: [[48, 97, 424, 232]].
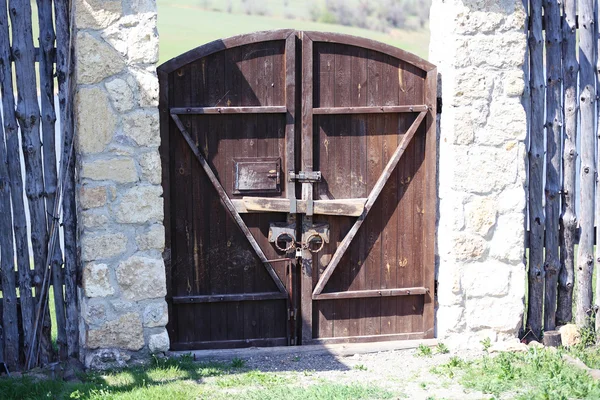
[[432, 348, 600, 399], [0, 355, 395, 400], [157, 0, 430, 63], [415, 343, 432, 357]]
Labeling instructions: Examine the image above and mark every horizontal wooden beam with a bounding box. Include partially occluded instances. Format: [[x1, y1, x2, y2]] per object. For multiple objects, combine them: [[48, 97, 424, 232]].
[[312, 287, 428, 300], [305, 330, 434, 345], [170, 337, 289, 351], [171, 106, 287, 115], [231, 197, 367, 217], [313, 105, 428, 115], [171, 292, 287, 304]]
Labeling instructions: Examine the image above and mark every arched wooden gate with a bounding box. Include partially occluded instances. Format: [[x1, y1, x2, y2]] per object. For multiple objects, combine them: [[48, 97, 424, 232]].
[[158, 30, 437, 350]]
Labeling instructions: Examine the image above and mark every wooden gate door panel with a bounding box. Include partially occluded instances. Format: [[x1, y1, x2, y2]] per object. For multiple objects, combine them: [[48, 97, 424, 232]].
[[300, 32, 436, 344], [159, 30, 436, 350], [160, 31, 297, 350]]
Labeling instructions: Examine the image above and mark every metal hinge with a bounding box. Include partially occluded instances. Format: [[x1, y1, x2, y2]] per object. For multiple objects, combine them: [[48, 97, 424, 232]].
[[288, 308, 297, 320], [437, 96, 442, 114], [288, 170, 321, 183]]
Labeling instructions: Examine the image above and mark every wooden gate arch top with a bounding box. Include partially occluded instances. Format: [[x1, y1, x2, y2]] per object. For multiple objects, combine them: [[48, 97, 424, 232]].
[[159, 30, 437, 350]]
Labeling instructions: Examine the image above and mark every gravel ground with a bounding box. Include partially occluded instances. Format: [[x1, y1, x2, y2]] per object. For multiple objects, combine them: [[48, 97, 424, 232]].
[[230, 347, 494, 400]]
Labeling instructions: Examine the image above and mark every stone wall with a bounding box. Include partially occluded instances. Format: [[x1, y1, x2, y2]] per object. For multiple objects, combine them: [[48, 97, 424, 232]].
[[429, 0, 528, 347], [74, 0, 168, 368]]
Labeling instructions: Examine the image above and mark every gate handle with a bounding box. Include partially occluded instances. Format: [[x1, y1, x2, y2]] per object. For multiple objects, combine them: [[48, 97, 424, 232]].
[[305, 233, 325, 254], [274, 232, 295, 253]]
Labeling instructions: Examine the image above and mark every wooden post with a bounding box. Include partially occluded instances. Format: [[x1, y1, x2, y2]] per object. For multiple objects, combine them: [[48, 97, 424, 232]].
[[542, 0, 562, 332], [37, 0, 67, 361], [54, 0, 78, 359], [0, 111, 19, 370], [557, 0, 578, 326], [527, 0, 545, 339], [595, 0, 600, 336], [0, 0, 34, 365], [577, 0, 596, 329]]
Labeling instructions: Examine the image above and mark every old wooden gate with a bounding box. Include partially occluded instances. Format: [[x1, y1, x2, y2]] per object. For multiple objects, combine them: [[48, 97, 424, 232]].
[[158, 30, 437, 350]]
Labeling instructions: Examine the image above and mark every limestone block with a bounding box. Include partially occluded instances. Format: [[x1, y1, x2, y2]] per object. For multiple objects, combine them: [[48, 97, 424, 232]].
[[436, 305, 465, 336], [105, 77, 136, 112], [81, 211, 109, 229], [76, 32, 125, 85], [559, 324, 581, 347], [79, 186, 107, 210], [462, 261, 510, 298], [465, 296, 524, 332], [83, 263, 114, 298], [138, 151, 161, 185], [490, 213, 525, 263], [114, 185, 163, 224], [76, 86, 116, 154], [116, 255, 166, 301], [136, 224, 165, 251], [453, 146, 518, 194], [81, 232, 128, 261], [488, 338, 528, 353], [102, 14, 159, 64], [126, 0, 158, 14], [453, 111, 475, 145], [75, 0, 122, 29], [130, 67, 159, 107], [148, 330, 170, 353], [82, 302, 106, 326], [504, 70, 525, 97], [86, 313, 144, 351], [497, 187, 526, 214], [436, 264, 463, 306], [454, 9, 505, 35], [452, 233, 487, 261], [453, 67, 494, 102], [477, 98, 526, 146], [143, 301, 169, 327], [81, 158, 138, 183], [465, 197, 497, 237], [122, 109, 160, 147], [456, 32, 526, 69], [85, 348, 131, 370]]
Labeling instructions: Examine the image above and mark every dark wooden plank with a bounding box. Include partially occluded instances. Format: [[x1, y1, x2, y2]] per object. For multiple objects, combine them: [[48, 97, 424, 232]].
[[577, 0, 595, 328], [0, 0, 35, 364], [172, 292, 288, 304], [171, 106, 286, 114], [557, 0, 577, 325], [313, 111, 426, 295], [313, 105, 427, 114], [170, 337, 288, 350], [314, 287, 428, 300], [300, 32, 314, 344], [285, 33, 297, 212], [54, 0, 78, 360], [11, 0, 52, 365]]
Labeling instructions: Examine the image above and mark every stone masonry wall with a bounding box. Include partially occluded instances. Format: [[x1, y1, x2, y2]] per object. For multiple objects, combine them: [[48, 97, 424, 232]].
[[74, 0, 168, 368], [429, 0, 528, 347]]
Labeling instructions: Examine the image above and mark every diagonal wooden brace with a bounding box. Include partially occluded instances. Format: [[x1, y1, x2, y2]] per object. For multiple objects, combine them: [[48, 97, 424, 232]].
[[171, 113, 287, 294], [312, 110, 428, 296]]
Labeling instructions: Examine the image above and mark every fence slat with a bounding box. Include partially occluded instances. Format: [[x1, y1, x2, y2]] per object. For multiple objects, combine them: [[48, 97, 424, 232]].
[[9, 0, 52, 364], [595, 0, 600, 335], [557, 0, 579, 326], [0, 0, 35, 366], [37, 0, 67, 361], [527, 0, 545, 339], [54, 0, 78, 359], [577, 0, 596, 328], [0, 105, 19, 371], [542, 0, 562, 332]]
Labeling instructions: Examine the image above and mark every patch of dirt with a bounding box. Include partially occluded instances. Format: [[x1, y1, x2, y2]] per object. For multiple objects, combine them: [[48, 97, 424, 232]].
[[234, 347, 493, 399]]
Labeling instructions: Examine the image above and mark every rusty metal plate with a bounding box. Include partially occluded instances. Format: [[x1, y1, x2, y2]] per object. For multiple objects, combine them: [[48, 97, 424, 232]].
[[233, 157, 282, 194]]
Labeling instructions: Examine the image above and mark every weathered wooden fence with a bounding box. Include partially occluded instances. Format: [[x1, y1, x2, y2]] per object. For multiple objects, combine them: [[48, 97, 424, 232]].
[[0, 0, 76, 372], [526, 0, 600, 340]]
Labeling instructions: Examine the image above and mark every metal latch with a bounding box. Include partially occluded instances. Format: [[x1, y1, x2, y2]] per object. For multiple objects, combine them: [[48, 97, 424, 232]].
[[288, 170, 321, 183]]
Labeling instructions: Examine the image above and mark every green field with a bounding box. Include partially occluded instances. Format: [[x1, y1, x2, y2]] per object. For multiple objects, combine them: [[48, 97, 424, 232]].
[[157, 0, 431, 64]]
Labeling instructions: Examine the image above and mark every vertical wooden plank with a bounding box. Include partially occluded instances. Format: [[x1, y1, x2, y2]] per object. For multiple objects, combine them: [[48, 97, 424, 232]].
[[364, 50, 382, 336], [542, 0, 562, 332], [577, 0, 595, 328], [557, 0, 578, 326], [37, 0, 67, 360], [422, 69, 437, 337], [0, 108, 19, 370], [526, 0, 545, 338], [10, 0, 52, 364], [300, 32, 314, 343], [0, 0, 35, 363]]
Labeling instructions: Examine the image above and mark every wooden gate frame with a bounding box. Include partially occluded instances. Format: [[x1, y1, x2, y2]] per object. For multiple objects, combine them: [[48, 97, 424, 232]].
[[159, 30, 437, 346]]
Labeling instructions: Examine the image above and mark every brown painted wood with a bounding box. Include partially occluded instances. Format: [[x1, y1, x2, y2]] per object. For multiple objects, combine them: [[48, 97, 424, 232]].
[[313, 105, 427, 114], [171, 106, 286, 114], [313, 287, 428, 300], [160, 30, 436, 350], [171, 337, 289, 351], [172, 292, 288, 304], [307, 330, 432, 345], [313, 110, 427, 296]]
